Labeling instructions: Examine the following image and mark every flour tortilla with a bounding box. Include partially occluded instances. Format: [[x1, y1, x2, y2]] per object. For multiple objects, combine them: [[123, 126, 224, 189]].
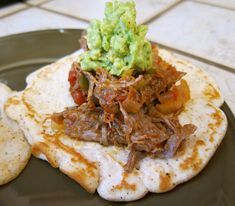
[[0, 83, 31, 185], [4, 49, 227, 201]]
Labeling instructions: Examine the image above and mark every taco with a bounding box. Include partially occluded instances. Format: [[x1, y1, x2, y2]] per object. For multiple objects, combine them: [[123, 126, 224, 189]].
[[4, 1, 227, 201]]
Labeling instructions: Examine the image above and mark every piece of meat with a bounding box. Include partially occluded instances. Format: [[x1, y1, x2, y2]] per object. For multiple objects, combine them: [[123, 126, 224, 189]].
[[121, 87, 142, 113], [124, 149, 142, 172], [160, 123, 197, 158], [93, 68, 143, 115]]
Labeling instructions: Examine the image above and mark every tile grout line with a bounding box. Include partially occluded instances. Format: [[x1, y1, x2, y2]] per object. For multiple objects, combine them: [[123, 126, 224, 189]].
[[0, 4, 87, 25], [144, 0, 184, 25], [187, 0, 235, 12], [36, 4, 89, 23], [0, 3, 31, 19], [157, 43, 235, 74], [25, 0, 54, 7]]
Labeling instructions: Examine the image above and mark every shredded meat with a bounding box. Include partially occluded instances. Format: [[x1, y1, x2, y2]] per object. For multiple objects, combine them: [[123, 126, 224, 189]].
[[52, 43, 197, 172]]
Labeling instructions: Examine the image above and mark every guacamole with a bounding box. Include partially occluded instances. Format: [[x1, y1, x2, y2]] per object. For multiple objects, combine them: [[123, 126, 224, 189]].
[[79, 1, 152, 76]]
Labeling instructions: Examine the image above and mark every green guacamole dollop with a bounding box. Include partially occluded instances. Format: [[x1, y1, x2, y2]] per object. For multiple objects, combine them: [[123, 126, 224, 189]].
[[79, 1, 152, 76]]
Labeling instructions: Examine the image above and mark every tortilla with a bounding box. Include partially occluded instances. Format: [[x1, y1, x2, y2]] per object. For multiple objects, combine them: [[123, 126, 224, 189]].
[[4, 49, 227, 201], [0, 83, 31, 186]]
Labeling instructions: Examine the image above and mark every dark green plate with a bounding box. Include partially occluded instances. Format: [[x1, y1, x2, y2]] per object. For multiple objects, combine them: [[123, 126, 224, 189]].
[[0, 29, 234, 206]]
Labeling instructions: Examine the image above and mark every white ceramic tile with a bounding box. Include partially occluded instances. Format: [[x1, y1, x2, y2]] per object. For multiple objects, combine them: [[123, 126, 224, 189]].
[[26, 0, 49, 5], [134, 0, 181, 23], [147, 1, 235, 70], [192, 0, 235, 10], [41, 0, 180, 24], [42, 0, 105, 22], [0, 8, 88, 37], [173, 51, 235, 115], [0, 3, 27, 18]]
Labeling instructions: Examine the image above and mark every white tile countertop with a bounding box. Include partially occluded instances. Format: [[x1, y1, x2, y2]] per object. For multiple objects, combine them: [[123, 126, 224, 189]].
[[0, 0, 234, 114]]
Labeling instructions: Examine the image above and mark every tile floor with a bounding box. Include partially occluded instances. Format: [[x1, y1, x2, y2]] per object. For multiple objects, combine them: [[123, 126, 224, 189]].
[[0, 0, 234, 114], [27, 0, 50, 6]]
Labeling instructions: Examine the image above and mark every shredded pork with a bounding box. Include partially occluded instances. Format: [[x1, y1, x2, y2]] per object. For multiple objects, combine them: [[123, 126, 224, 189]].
[[52, 44, 197, 172]]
